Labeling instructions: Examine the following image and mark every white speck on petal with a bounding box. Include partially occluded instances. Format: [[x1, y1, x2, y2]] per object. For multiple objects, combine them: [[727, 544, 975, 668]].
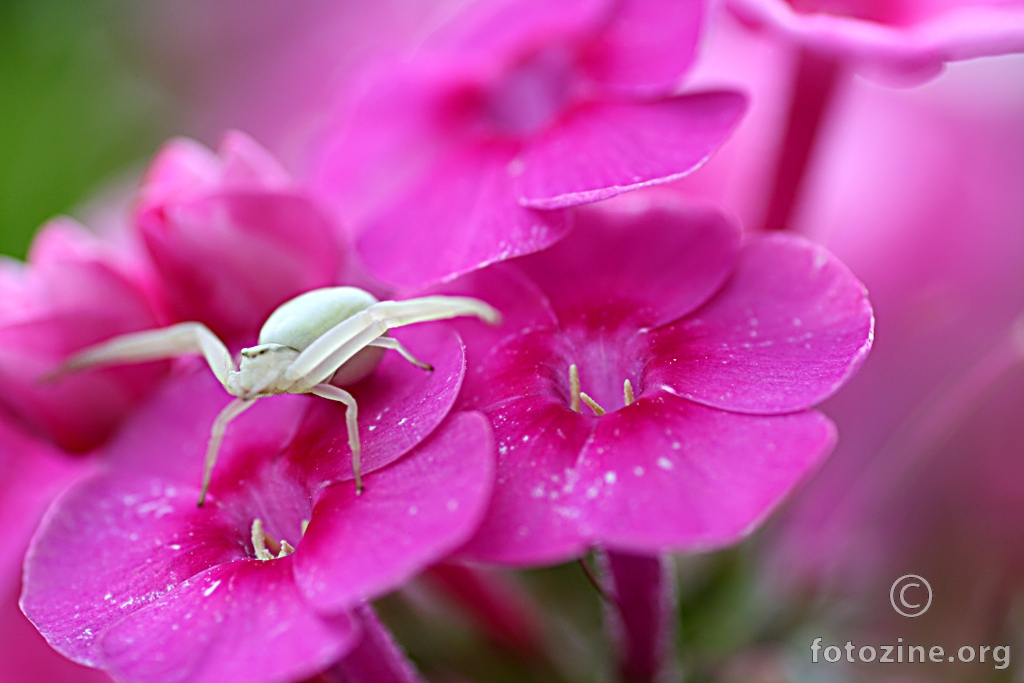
[[604, 471, 617, 484], [633, 466, 644, 477], [203, 580, 221, 597], [657, 457, 673, 470]]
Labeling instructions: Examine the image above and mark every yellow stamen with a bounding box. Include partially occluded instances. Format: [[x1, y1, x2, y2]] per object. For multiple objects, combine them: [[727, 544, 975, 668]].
[[580, 392, 606, 416], [251, 519, 273, 561], [624, 379, 635, 406], [251, 518, 296, 561], [569, 364, 581, 413]]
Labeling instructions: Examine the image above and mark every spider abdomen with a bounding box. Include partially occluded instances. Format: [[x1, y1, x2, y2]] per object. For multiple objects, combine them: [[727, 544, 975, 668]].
[[259, 286, 387, 387], [259, 287, 380, 351]]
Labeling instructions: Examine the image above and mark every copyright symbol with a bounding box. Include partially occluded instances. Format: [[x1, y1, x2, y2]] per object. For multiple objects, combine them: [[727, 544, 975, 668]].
[[890, 575, 932, 617]]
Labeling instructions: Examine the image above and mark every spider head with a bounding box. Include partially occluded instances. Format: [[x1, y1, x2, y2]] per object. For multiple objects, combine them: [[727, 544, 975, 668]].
[[229, 344, 301, 398]]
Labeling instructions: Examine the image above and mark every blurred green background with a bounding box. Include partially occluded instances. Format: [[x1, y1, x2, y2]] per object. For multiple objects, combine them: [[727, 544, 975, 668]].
[[0, 0, 175, 259]]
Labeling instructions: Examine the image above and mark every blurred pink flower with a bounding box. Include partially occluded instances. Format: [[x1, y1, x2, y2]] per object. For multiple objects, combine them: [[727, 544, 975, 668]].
[[0, 219, 166, 452], [768, 54, 1024, 616], [137, 132, 344, 346], [0, 413, 113, 683], [443, 197, 872, 566], [312, 0, 747, 288], [728, 0, 1024, 81], [22, 327, 494, 683]]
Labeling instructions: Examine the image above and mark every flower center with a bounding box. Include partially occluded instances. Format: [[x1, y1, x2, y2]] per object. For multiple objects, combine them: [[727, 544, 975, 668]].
[[485, 47, 575, 137], [250, 518, 305, 561], [567, 363, 635, 416]]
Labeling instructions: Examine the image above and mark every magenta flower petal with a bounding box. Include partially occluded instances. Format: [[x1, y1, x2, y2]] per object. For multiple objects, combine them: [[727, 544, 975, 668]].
[[516, 93, 747, 210], [645, 234, 874, 414], [577, 392, 836, 551], [0, 588, 113, 683], [140, 191, 342, 343], [138, 138, 223, 203], [284, 324, 467, 484], [294, 412, 494, 612], [428, 262, 558, 354], [0, 415, 112, 682], [0, 421, 95, 588], [0, 219, 166, 452], [100, 560, 357, 683], [21, 473, 245, 665], [426, 0, 612, 65], [580, 0, 704, 95], [453, 201, 870, 565], [426, 263, 558, 409], [459, 396, 594, 566], [137, 134, 344, 343], [727, 0, 1024, 80], [311, 61, 463, 227], [356, 143, 572, 288], [461, 392, 834, 564], [315, 0, 742, 289], [516, 200, 740, 329], [216, 130, 292, 188]]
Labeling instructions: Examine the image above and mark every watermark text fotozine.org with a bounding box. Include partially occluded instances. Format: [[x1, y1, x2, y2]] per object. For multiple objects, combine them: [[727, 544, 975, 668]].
[[810, 638, 1010, 670]]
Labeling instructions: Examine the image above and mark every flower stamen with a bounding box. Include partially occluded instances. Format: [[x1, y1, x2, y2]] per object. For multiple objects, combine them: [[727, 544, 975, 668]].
[[569, 364, 581, 413], [251, 518, 296, 561], [579, 392, 606, 416], [568, 363, 629, 415]]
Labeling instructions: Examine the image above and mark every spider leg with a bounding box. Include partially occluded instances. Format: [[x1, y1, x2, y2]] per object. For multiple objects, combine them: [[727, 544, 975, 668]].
[[310, 384, 363, 494], [286, 296, 500, 388], [48, 322, 234, 388], [198, 397, 257, 507], [367, 337, 433, 372]]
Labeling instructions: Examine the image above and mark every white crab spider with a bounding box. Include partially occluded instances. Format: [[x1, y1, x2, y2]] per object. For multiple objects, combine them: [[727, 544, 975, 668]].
[[55, 287, 501, 506]]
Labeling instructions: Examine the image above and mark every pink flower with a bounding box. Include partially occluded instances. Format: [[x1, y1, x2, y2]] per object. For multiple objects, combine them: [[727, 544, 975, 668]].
[[21, 324, 494, 683], [0, 413, 113, 683], [137, 132, 344, 345], [311, 0, 747, 288], [727, 0, 1024, 81], [444, 196, 873, 565], [766, 54, 1024, 611], [0, 219, 166, 452]]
